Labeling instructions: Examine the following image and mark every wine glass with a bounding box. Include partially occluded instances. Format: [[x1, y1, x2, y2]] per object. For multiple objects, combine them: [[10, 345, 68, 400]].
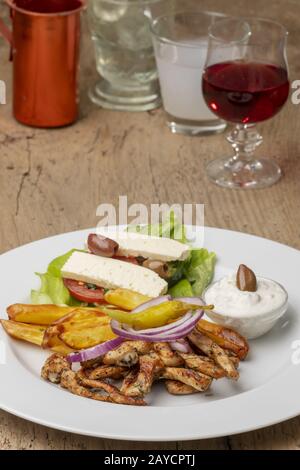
[[202, 17, 290, 189]]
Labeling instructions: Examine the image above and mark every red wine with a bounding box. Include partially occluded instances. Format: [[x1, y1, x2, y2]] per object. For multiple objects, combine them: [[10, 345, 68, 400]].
[[202, 61, 289, 124], [15, 0, 82, 13]]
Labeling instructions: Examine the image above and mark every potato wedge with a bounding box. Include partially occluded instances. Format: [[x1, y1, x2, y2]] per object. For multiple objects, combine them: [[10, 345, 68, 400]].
[[44, 334, 74, 355], [196, 319, 249, 360], [1, 319, 46, 346], [52, 308, 111, 330], [7, 304, 76, 325], [60, 324, 115, 349], [43, 308, 115, 350], [1, 319, 74, 354], [104, 288, 151, 311]]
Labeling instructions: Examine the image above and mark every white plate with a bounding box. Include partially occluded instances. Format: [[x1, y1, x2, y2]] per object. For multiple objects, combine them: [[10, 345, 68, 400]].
[[0, 227, 300, 441]]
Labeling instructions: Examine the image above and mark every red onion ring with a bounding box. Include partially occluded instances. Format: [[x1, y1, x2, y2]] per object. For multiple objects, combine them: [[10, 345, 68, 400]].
[[111, 309, 203, 342], [111, 321, 192, 342], [170, 339, 192, 353], [66, 337, 123, 363], [174, 296, 205, 306]]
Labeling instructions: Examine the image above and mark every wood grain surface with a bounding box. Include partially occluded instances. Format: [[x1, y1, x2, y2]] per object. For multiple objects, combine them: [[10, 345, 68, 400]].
[[1, 0, 300, 450]]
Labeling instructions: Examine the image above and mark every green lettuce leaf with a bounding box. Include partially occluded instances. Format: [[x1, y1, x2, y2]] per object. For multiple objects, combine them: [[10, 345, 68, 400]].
[[31, 249, 84, 305], [127, 210, 187, 243], [47, 249, 75, 277], [168, 279, 194, 298], [30, 290, 53, 305], [166, 260, 187, 288], [183, 249, 216, 296]]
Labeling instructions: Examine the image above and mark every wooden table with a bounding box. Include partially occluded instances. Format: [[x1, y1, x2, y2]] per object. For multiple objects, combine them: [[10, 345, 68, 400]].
[[1, 0, 300, 450]]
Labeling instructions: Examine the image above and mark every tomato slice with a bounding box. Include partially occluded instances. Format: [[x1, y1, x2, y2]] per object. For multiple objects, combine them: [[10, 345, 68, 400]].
[[113, 256, 139, 265], [63, 278, 106, 303]]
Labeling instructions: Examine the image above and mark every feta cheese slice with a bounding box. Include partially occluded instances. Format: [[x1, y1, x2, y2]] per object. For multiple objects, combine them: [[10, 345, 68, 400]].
[[94, 230, 190, 262], [61, 251, 168, 297]]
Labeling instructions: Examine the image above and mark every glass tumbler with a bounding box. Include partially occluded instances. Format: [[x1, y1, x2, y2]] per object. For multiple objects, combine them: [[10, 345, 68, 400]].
[[88, 0, 162, 111], [151, 11, 227, 135]]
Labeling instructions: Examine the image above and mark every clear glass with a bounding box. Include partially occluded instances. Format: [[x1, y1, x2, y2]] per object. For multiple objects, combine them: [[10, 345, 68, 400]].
[[202, 17, 290, 189], [88, 0, 162, 111], [151, 11, 227, 135]]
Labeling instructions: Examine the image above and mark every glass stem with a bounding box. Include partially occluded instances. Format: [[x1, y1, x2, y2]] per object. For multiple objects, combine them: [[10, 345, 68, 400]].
[[227, 124, 263, 163]]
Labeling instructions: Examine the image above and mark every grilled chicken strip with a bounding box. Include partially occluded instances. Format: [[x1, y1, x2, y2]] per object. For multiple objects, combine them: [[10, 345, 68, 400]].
[[224, 351, 240, 368], [120, 368, 139, 395], [179, 352, 225, 379], [200, 352, 239, 371], [121, 352, 164, 397], [127, 341, 153, 355], [80, 342, 151, 370], [41, 353, 71, 384], [164, 380, 199, 395], [60, 369, 112, 403], [86, 365, 128, 380], [41, 353, 144, 405], [160, 367, 212, 392], [42, 354, 111, 402], [153, 342, 183, 367], [188, 330, 239, 380], [80, 357, 103, 369], [76, 369, 146, 406], [102, 342, 139, 367]]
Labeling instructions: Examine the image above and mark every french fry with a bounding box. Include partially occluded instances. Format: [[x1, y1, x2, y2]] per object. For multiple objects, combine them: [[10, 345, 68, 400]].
[[1, 319, 74, 354], [43, 308, 116, 350], [7, 304, 76, 325], [104, 288, 151, 311], [196, 319, 249, 360]]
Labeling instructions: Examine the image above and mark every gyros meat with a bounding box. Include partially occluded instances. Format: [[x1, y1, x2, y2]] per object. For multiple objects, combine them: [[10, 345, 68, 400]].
[[41, 322, 246, 406]]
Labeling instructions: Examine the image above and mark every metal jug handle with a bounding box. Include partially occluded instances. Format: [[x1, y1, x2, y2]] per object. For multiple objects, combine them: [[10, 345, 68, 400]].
[[0, 13, 13, 60]]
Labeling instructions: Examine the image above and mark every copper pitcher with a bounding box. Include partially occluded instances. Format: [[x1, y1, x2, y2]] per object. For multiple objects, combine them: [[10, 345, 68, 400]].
[[0, 0, 86, 127]]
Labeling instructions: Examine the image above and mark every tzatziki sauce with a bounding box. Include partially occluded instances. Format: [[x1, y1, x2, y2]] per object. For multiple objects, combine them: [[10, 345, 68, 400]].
[[205, 275, 287, 317]]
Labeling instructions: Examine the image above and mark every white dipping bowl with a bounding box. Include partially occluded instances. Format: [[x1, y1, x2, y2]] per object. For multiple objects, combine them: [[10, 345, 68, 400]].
[[203, 277, 288, 339]]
